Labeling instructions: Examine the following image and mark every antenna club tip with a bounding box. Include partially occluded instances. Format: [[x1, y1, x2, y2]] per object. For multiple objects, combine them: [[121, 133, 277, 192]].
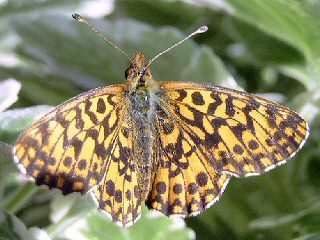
[[72, 13, 84, 22], [198, 25, 209, 33]]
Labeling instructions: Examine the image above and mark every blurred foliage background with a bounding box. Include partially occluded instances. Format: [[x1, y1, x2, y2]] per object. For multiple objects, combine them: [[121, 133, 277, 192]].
[[0, 0, 320, 239]]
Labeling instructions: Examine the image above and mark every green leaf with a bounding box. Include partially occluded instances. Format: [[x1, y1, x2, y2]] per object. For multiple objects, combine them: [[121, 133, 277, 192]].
[[1, 1, 318, 239], [0, 105, 53, 143], [0, 79, 21, 112], [293, 233, 320, 240], [80, 209, 194, 240], [48, 195, 194, 240], [228, 19, 304, 65], [80, 208, 194, 240], [47, 194, 96, 238], [10, 14, 237, 106], [249, 201, 320, 230], [0, 140, 16, 207], [114, 0, 202, 28], [225, 0, 320, 89], [0, 210, 51, 240], [0, 0, 82, 18], [224, 18, 310, 88]]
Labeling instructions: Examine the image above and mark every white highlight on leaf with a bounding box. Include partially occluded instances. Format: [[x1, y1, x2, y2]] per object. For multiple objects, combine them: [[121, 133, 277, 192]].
[[0, 0, 7, 6], [0, 79, 21, 112], [63, 218, 89, 240], [0, 105, 53, 131], [148, 210, 164, 218], [225, 75, 242, 91], [300, 91, 320, 122], [169, 215, 187, 230], [0, 53, 20, 67], [29, 228, 52, 240], [184, 0, 234, 13], [51, 194, 79, 223], [256, 93, 286, 103], [79, 0, 115, 18], [227, 43, 247, 58]]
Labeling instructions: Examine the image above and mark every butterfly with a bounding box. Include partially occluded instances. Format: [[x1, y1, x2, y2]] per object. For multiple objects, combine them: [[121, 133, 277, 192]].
[[13, 14, 309, 227]]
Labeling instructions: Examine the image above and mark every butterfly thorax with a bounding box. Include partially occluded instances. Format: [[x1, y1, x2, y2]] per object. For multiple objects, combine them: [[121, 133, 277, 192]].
[[126, 53, 159, 92], [126, 53, 159, 201]]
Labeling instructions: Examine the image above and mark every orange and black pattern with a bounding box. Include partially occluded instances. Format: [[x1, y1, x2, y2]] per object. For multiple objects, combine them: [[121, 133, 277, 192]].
[[92, 115, 142, 226], [15, 85, 126, 194], [14, 53, 309, 227], [147, 110, 231, 215], [159, 82, 309, 177], [145, 81, 308, 216]]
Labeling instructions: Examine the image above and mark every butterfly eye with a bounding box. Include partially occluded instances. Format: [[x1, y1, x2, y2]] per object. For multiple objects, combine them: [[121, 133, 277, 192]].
[[125, 67, 132, 79]]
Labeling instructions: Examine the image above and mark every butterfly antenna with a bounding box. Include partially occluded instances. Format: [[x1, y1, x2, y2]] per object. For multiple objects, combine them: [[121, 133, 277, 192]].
[[72, 13, 133, 64], [145, 25, 208, 69]]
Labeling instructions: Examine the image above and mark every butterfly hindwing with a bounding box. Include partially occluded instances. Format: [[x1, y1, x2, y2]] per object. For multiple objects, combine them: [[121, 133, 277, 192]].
[[159, 82, 309, 177], [146, 102, 231, 216], [92, 115, 142, 227], [14, 85, 126, 194]]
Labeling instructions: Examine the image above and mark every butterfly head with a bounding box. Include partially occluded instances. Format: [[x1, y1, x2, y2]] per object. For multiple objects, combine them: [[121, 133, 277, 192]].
[[126, 52, 156, 92]]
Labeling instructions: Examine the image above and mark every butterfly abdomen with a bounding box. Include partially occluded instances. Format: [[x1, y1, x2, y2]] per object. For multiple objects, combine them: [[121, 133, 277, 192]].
[[128, 89, 154, 200]]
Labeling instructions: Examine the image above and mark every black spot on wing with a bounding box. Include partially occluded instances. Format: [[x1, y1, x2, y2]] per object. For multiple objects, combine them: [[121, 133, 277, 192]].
[[97, 98, 106, 114], [191, 91, 205, 106]]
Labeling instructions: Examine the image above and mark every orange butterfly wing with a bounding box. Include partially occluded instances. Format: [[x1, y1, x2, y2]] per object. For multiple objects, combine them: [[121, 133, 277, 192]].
[[146, 81, 308, 216], [160, 82, 309, 177], [14, 85, 142, 226]]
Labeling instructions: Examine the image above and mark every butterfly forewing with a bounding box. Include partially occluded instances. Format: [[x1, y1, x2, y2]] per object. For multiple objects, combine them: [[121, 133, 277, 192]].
[[14, 85, 127, 194], [160, 82, 309, 177]]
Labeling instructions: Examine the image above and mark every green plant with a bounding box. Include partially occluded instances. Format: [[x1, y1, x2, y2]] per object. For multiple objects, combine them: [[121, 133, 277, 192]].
[[0, 1, 319, 239]]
